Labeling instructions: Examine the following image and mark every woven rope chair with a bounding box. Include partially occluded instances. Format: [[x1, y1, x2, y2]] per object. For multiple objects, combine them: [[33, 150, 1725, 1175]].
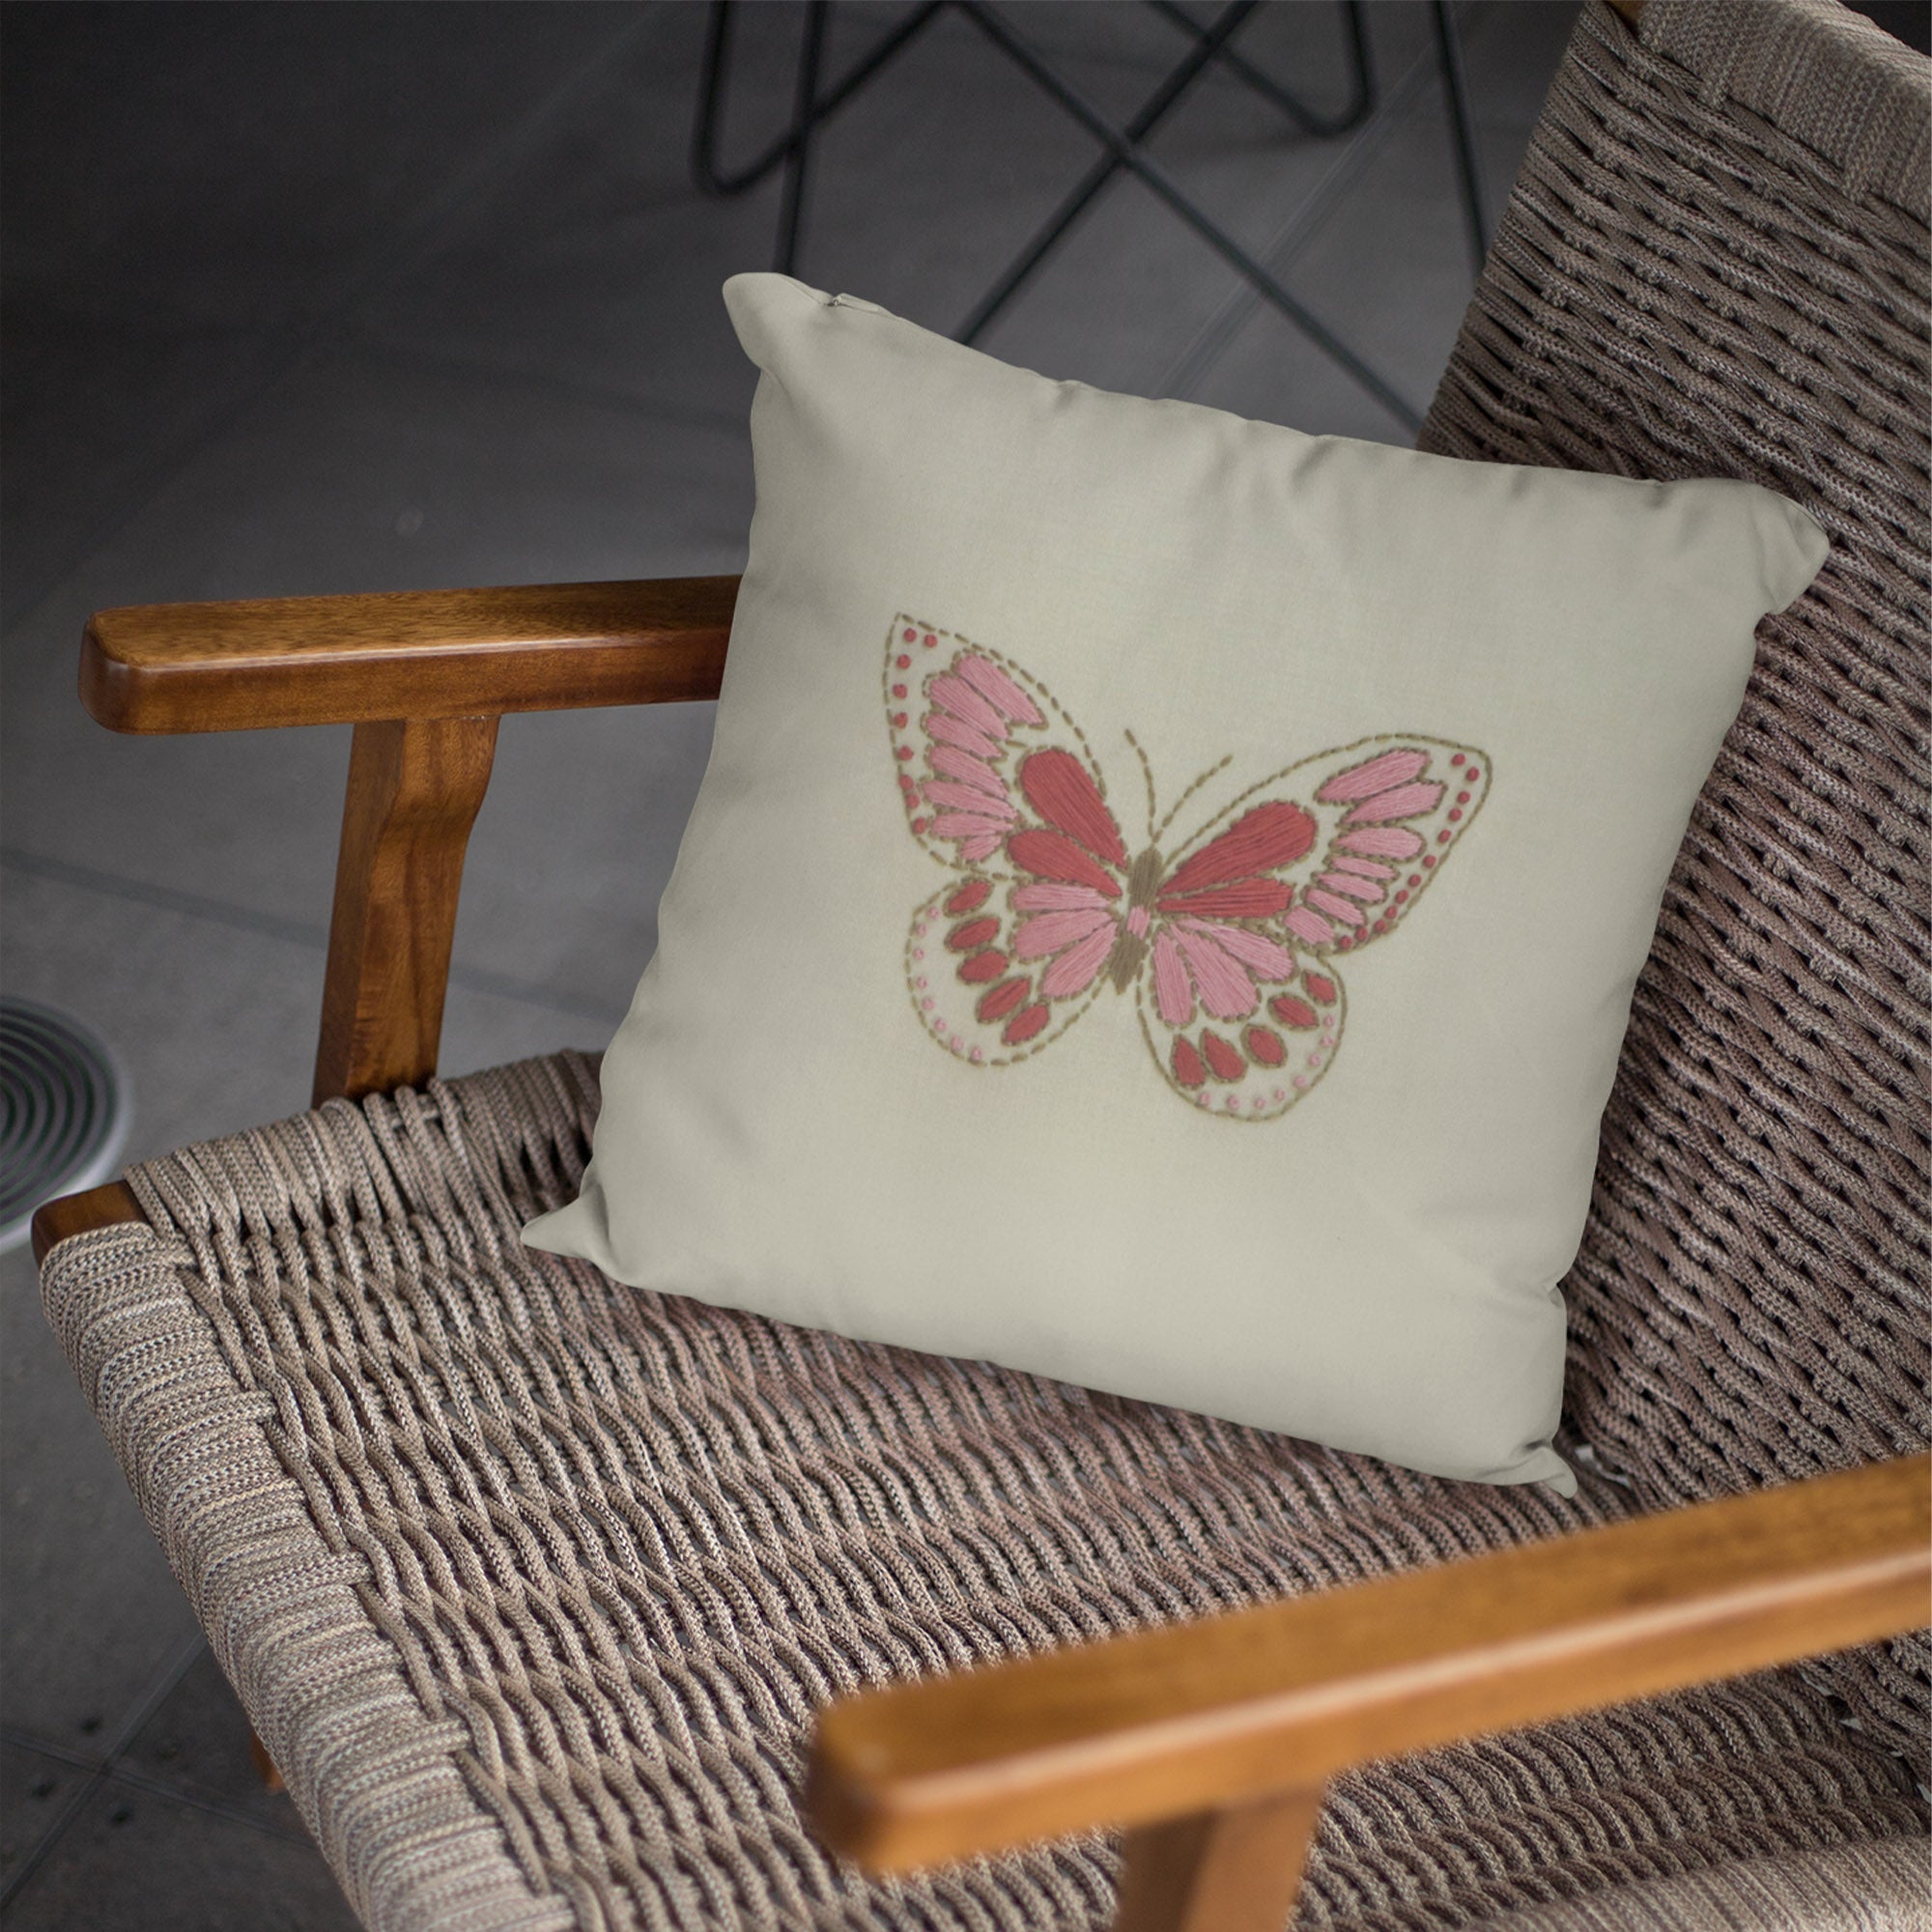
[[33, 1, 1931, 1926]]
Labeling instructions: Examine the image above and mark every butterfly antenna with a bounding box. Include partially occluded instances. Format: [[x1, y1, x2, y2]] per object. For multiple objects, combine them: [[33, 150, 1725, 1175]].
[[1123, 728, 1158, 842], [1156, 753, 1233, 843]]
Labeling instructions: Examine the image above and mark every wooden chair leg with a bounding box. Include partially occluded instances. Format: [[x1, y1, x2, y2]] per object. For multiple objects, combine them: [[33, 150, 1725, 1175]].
[[313, 714, 499, 1104], [248, 1724, 286, 1793], [1113, 1786, 1324, 1932]]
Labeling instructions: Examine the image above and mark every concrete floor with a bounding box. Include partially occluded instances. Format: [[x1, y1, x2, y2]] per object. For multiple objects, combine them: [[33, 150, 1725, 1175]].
[[0, 3, 1579, 1922]]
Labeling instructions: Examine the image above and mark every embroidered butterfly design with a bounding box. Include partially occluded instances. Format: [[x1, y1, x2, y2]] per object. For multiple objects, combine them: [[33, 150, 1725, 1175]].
[[886, 616, 1492, 1119]]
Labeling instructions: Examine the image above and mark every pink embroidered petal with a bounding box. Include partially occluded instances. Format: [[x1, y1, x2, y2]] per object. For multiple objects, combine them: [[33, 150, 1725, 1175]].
[[1039, 922, 1115, 997], [1316, 747, 1431, 804], [1304, 888, 1368, 926], [1013, 882, 1111, 913], [1012, 908, 1114, 960], [1283, 905, 1336, 945], [958, 833, 1002, 861], [929, 745, 1005, 797], [926, 711, 1004, 761], [1151, 929, 1194, 1028], [923, 782, 1017, 820], [931, 811, 1011, 843], [1178, 919, 1293, 980], [1344, 781, 1445, 826], [1335, 826, 1425, 859], [1018, 750, 1127, 867], [1317, 870, 1387, 904], [1160, 803, 1316, 898], [928, 672, 1008, 741], [1327, 853, 1395, 880], [1175, 926, 1261, 1020], [956, 654, 1043, 726]]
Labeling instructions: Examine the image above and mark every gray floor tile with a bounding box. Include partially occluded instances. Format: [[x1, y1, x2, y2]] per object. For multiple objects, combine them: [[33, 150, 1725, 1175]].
[[1, 1771, 355, 1932], [1, 347, 750, 956], [0, 1229, 202, 1754], [354, 2, 1447, 413], [0, 300, 286, 632], [1181, 0, 1577, 436], [0, 2, 652, 332], [0, 1740, 93, 1898], [0, 861, 608, 1160], [115, 1650, 299, 1837]]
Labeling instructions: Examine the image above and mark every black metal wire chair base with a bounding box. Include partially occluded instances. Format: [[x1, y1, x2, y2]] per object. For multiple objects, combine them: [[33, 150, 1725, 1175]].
[[692, 0, 1492, 433]]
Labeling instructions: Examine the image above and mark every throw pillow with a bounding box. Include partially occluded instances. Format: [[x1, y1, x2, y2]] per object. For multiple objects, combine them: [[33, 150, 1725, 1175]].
[[524, 273, 1828, 1492]]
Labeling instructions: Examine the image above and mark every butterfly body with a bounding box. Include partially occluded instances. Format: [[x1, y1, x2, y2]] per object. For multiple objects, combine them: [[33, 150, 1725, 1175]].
[[887, 615, 1489, 1118]]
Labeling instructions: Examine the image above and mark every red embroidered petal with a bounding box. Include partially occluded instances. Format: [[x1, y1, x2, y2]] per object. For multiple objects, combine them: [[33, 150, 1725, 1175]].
[[1171, 1036, 1208, 1089], [944, 879, 992, 916], [976, 977, 1031, 1023], [1268, 995, 1319, 1029], [1002, 1003, 1052, 1046], [1243, 1026, 1287, 1066], [1017, 750, 1126, 867], [1161, 803, 1316, 898], [957, 950, 1007, 983], [1303, 973, 1338, 1005], [1200, 1032, 1244, 1082], [1007, 829, 1121, 897], [1155, 878, 1293, 919], [947, 917, 1000, 952]]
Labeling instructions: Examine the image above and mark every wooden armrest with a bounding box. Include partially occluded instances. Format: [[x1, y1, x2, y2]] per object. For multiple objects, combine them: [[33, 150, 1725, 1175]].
[[82, 575, 739, 732], [808, 1452, 1930, 1874]]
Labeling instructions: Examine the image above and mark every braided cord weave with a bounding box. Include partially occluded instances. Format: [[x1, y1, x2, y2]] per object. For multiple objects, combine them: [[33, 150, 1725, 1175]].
[[1419, 0, 1931, 1773], [38, 1051, 1921, 1931]]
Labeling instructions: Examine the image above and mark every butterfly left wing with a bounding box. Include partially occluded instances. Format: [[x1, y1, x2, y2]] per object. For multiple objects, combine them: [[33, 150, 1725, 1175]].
[[905, 872, 1111, 1065], [890, 617, 1134, 1065]]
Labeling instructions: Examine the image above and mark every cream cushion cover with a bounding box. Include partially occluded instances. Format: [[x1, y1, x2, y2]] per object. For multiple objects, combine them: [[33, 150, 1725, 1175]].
[[525, 273, 1828, 1491]]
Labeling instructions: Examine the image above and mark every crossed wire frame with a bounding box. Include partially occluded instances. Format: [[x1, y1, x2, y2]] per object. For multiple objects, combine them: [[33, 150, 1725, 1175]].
[[693, 0, 1493, 433]]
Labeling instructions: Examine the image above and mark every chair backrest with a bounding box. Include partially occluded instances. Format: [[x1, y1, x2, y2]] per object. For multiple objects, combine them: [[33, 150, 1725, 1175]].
[[1423, 0, 1928, 1763]]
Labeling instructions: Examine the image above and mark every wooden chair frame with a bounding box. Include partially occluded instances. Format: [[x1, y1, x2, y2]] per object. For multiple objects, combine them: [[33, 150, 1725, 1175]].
[[31, 572, 1930, 1931]]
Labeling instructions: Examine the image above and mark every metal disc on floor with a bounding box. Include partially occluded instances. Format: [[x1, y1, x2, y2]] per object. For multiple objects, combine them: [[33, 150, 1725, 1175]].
[[0, 1000, 131, 1254]]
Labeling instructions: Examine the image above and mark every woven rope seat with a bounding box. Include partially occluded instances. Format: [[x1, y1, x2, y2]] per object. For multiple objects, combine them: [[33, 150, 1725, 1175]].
[[36, 0, 1932, 1927], [42, 1056, 1930, 1930]]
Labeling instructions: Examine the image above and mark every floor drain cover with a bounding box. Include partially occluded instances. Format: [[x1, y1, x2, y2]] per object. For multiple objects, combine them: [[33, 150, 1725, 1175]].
[[1, 1000, 131, 1254]]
